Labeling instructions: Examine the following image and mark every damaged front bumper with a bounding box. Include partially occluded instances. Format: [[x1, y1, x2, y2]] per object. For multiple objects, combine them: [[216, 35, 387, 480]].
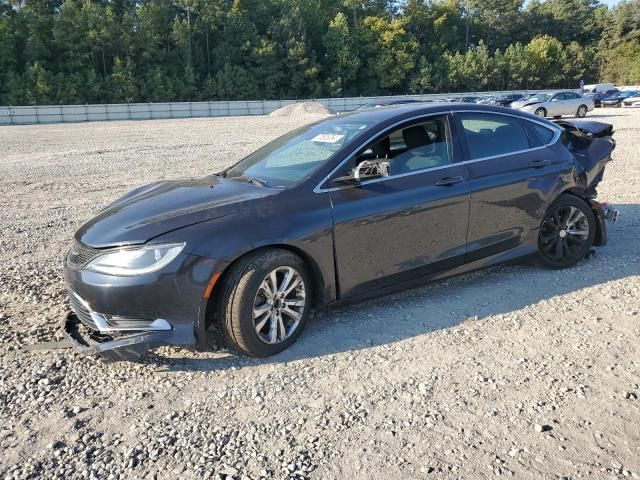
[[61, 312, 176, 361], [61, 251, 221, 361]]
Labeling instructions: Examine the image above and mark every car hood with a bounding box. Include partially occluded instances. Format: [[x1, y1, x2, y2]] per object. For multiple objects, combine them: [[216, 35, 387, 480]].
[[512, 100, 543, 109], [75, 176, 275, 247]]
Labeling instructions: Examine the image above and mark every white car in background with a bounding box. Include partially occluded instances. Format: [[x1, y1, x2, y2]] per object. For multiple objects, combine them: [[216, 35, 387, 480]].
[[511, 91, 594, 118], [621, 95, 640, 107]]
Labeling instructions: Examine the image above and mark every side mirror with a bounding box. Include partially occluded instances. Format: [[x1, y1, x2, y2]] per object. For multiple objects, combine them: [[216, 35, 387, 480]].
[[332, 160, 390, 186]]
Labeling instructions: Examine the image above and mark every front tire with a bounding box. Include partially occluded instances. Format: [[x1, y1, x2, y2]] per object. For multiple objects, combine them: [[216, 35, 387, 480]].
[[216, 249, 311, 357], [576, 105, 588, 118], [537, 195, 595, 269], [534, 107, 546, 117]]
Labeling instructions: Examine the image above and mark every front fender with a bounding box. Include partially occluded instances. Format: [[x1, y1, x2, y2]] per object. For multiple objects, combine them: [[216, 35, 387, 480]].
[[154, 189, 337, 306]]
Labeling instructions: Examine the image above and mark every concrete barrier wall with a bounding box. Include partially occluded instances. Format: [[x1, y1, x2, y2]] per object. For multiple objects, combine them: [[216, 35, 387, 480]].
[[0, 91, 547, 125]]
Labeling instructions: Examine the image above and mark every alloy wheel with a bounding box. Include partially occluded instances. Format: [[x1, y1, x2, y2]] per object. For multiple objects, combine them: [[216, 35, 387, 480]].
[[535, 108, 546, 117], [252, 266, 306, 344], [539, 205, 590, 262], [577, 105, 587, 117]]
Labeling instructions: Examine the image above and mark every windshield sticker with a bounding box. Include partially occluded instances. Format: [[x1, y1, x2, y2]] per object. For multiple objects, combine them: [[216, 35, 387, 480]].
[[311, 133, 345, 143]]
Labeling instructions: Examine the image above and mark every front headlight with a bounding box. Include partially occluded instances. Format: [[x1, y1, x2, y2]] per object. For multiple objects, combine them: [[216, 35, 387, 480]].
[[85, 243, 185, 276]]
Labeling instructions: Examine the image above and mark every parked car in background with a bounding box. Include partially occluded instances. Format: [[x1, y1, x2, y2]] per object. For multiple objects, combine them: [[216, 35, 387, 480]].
[[491, 93, 525, 106], [356, 98, 423, 110], [583, 83, 616, 95], [600, 90, 640, 107], [476, 95, 496, 105], [511, 91, 593, 118], [448, 96, 480, 103], [590, 89, 620, 107], [621, 94, 640, 107], [62, 103, 617, 360]]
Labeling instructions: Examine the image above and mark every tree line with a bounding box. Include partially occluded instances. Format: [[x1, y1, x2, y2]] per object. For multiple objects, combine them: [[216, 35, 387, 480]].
[[1, 0, 639, 106]]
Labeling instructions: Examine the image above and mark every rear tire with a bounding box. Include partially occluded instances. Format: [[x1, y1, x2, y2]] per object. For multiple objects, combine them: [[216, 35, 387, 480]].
[[537, 195, 595, 269], [576, 105, 588, 117], [534, 107, 546, 117], [215, 249, 312, 357]]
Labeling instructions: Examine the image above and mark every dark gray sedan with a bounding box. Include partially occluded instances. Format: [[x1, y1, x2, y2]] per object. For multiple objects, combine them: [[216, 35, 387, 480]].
[[63, 104, 617, 360]]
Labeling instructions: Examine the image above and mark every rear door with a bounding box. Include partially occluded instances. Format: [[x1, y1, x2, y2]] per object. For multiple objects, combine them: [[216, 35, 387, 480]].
[[325, 114, 470, 298], [564, 92, 583, 115], [453, 111, 563, 262]]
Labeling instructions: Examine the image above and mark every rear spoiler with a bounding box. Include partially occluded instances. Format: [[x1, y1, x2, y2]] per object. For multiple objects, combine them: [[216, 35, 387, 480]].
[[552, 119, 614, 138]]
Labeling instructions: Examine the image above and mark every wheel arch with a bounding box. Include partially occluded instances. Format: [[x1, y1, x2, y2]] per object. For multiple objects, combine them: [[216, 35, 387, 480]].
[[560, 186, 591, 201], [203, 243, 327, 330], [535, 106, 547, 116], [547, 187, 606, 247]]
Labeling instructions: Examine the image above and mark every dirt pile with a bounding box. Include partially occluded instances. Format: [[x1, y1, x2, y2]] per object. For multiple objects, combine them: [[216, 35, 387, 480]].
[[268, 101, 333, 117]]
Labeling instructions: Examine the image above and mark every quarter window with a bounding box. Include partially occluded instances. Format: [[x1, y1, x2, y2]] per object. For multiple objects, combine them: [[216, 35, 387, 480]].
[[529, 122, 556, 145], [459, 113, 531, 160]]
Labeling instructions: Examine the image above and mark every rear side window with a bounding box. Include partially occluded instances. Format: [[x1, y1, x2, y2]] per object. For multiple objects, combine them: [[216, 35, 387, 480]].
[[528, 122, 556, 145], [458, 113, 531, 160]]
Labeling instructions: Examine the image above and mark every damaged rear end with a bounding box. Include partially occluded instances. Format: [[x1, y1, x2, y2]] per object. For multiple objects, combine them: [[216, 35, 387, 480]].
[[553, 119, 618, 244]]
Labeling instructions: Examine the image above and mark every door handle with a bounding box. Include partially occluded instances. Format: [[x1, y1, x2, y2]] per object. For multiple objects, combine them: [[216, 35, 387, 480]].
[[435, 176, 464, 186], [528, 159, 551, 168]]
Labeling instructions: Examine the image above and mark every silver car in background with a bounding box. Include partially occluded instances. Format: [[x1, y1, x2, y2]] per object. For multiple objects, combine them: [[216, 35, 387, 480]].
[[511, 91, 594, 118]]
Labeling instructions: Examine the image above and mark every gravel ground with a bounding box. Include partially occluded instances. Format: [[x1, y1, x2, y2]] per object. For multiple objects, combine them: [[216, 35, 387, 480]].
[[0, 108, 639, 480]]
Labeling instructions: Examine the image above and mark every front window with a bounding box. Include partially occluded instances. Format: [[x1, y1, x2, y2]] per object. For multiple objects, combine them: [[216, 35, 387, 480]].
[[332, 115, 452, 180], [224, 117, 372, 188]]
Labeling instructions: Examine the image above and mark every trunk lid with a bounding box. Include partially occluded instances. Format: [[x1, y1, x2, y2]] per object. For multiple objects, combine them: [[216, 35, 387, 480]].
[[553, 119, 615, 191]]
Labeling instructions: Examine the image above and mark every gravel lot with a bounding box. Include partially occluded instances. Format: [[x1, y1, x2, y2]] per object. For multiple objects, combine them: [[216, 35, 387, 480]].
[[1, 108, 639, 480]]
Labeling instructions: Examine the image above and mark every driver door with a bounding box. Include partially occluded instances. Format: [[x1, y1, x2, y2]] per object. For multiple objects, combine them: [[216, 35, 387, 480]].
[[324, 114, 470, 298], [548, 93, 565, 116]]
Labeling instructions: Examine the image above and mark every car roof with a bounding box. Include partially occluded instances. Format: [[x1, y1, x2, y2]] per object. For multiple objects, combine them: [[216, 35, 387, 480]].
[[367, 98, 421, 105], [335, 102, 555, 125]]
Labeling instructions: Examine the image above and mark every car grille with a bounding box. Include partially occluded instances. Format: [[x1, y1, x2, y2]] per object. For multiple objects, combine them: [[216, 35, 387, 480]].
[[68, 291, 98, 330], [67, 241, 101, 268]]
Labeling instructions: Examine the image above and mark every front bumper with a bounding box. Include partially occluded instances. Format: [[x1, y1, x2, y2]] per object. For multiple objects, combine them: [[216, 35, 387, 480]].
[[61, 312, 176, 361], [63, 251, 221, 360]]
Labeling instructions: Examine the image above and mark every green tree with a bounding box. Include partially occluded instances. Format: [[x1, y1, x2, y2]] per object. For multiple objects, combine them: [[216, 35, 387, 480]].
[[111, 56, 138, 102], [323, 12, 360, 96], [356, 16, 417, 93]]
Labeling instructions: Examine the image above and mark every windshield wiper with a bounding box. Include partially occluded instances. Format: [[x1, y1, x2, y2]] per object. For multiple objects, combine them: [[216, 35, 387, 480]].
[[233, 176, 271, 188]]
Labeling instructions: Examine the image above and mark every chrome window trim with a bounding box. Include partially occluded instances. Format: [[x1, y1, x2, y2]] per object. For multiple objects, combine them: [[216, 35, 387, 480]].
[[462, 145, 547, 164], [313, 109, 561, 193]]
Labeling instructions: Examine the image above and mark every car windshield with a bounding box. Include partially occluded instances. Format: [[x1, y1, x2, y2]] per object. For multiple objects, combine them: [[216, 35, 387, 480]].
[[224, 117, 372, 188], [522, 93, 550, 102]]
